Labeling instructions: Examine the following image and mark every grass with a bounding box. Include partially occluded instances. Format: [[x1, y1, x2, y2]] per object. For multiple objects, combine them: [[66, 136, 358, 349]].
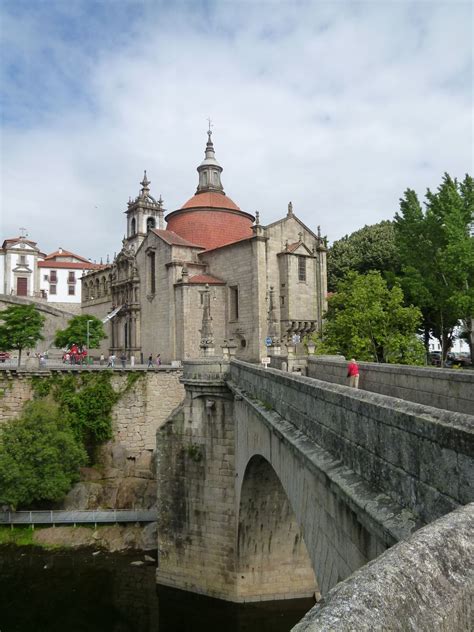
[[0, 525, 36, 546]]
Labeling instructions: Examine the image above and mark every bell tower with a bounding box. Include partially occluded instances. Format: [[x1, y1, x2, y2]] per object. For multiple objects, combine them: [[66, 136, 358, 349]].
[[125, 171, 164, 250]]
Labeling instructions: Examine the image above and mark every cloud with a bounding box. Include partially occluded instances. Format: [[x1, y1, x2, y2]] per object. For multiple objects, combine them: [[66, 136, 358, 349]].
[[1, 0, 472, 260]]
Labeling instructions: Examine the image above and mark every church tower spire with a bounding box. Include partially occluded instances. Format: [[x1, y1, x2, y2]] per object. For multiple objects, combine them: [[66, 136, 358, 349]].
[[196, 126, 225, 195]]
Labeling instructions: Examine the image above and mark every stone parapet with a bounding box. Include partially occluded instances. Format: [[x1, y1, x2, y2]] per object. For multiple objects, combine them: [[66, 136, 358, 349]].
[[307, 356, 474, 414], [292, 503, 474, 632]]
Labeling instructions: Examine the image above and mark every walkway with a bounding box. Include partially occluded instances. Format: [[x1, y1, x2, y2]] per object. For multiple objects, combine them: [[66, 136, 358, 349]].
[[0, 509, 158, 525]]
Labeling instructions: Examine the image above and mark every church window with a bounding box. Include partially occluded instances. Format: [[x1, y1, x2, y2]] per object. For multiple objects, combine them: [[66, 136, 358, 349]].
[[19, 255, 26, 264], [148, 251, 156, 294], [230, 286, 239, 320], [147, 217, 156, 231], [280, 296, 285, 306], [131, 218, 136, 236], [298, 256, 306, 282]]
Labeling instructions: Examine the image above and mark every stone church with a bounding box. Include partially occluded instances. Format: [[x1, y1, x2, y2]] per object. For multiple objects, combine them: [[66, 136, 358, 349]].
[[81, 131, 328, 362]]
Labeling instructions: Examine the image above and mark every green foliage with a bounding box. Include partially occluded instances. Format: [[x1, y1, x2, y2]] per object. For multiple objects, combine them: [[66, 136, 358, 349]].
[[394, 173, 474, 362], [0, 304, 45, 365], [186, 443, 203, 463], [31, 372, 122, 447], [0, 400, 87, 509], [0, 526, 36, 547], [54, 314, 106, 349], [317, 271, 425, 364], [327, 221, 400, 292]]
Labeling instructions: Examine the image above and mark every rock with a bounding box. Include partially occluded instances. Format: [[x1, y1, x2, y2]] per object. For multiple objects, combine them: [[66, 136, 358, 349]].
[[144, 555, 156, 563], [79, 467, 102, 481], [130, 561, 145, 566], [141, 522, 158, 551], [136, 450, 154, 470], [111, 444, 127, 469], [116, 479, 148, 508], [92, 551, 101, 556], [63, 482, 103, 510]]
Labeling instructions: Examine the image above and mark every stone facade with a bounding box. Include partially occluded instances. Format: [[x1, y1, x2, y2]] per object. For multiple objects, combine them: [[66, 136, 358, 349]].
[[81, 132, 327, 363]]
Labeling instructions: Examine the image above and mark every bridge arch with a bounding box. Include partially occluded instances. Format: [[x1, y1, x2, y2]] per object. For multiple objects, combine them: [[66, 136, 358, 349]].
[[237, 454, 317, 601], [234, 397, 388, 596]]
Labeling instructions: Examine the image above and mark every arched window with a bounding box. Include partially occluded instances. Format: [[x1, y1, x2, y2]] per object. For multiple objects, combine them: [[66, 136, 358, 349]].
[[131, 217, 136, 236], [146, 217, 156, 231]]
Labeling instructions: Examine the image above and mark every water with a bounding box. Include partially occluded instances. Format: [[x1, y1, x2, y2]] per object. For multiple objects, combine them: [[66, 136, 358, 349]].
[[0, 547, 314, 632]]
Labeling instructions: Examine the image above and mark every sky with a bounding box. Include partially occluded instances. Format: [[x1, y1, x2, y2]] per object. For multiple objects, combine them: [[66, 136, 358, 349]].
[[1, 0, 472, 261]]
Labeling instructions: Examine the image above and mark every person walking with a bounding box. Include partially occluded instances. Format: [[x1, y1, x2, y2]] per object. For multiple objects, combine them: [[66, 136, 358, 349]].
[[347, 358, 359, 389], [120, 352, 127, 368], [100, 353, 105, 366], [147, 354, 153, 369], [156, 353, 162, 367], [107, 353, 116, 368]]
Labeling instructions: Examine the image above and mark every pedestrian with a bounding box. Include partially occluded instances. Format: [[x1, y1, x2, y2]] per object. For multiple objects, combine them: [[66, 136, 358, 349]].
[[120, 352, 127, 368], [347, 358, 359, 389], [156, 353, 162, 367], [147, 354, 153, 368], [107, 353, 116, 368], [100, 353, 105, 366], [130, 355, 135, 368]]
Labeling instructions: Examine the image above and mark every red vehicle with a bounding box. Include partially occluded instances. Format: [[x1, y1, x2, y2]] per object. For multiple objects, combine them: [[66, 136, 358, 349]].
[[0, 352, 10, 363]]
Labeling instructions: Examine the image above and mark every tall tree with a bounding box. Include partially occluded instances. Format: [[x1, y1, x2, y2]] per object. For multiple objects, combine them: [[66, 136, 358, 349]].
[[327, 221, 400, 292], [394, 174, 474, 363], [0, 304, 45, 366], [317, 271, 425, 364], [54, 314, 106, 349]]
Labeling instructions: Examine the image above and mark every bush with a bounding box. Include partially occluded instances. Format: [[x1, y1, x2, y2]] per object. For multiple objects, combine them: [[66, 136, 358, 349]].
[[0, 400, 87, 509]]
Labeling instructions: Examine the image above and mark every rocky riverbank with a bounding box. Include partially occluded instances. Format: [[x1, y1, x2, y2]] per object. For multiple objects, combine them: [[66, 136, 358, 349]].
[[1, 523, 157, 552]]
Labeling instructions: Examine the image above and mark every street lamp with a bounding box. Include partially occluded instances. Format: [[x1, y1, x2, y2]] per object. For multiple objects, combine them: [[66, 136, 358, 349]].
[[86, 319, 93, 365]]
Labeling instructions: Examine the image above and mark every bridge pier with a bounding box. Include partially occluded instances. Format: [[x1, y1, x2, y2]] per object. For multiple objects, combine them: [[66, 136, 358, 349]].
[[155, 358, 317, 602]]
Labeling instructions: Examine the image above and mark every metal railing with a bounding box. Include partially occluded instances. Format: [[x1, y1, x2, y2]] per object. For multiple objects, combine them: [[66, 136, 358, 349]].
[[0, 509, 157, 525]]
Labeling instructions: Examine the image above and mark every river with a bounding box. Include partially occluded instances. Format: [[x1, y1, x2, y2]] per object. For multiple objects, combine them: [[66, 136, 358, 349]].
[[0, 547, 314, 632]]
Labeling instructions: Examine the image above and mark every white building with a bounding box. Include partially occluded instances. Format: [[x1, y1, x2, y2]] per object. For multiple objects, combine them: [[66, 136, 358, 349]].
[[0, 236, 44, 297], [1, 237, 99, 307], [38, 248, 99, 305]]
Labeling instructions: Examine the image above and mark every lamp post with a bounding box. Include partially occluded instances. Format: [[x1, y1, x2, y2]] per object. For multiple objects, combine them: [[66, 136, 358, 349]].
[[86, 319, 93, 365]]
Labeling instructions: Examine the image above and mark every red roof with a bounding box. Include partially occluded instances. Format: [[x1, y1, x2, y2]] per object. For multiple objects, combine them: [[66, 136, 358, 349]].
[[44, 249, 90, 263], [151, 229, 204, 248], [187, 274, 226, 285], [180, 191, 241, 211], [38, 261, 99, 270]]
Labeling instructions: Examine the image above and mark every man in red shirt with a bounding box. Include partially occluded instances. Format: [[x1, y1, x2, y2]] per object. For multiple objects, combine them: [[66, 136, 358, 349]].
[[347, 358, 359, 389]]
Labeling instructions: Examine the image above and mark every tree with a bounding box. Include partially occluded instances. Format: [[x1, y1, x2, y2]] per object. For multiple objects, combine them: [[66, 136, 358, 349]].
[[0, 400, 87, 509], [316, 271, 425, 364], [0, 304, 45, 366], [54, 314, 106, 349], [394, 174, 474, 364], [327, 221, 400, 292]]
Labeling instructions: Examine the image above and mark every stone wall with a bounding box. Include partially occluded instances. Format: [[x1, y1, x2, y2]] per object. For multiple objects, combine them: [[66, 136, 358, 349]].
[[0, 368, 185, 510], [307, 356, 474, 415], [0, 294, 77, 358], [292, 503, 474, 632], [230, 360, 474, 525]]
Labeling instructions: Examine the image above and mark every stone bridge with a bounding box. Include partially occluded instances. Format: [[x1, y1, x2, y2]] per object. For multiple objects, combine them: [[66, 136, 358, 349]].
[[156, 358, 473, 630]]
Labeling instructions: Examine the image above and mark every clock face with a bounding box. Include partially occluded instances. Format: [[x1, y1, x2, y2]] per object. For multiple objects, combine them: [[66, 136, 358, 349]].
[[20, 243, 26, 248]]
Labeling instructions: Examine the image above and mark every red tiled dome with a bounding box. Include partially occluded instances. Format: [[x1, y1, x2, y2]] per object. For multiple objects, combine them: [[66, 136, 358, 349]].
[[165, 192, 254, 251]]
